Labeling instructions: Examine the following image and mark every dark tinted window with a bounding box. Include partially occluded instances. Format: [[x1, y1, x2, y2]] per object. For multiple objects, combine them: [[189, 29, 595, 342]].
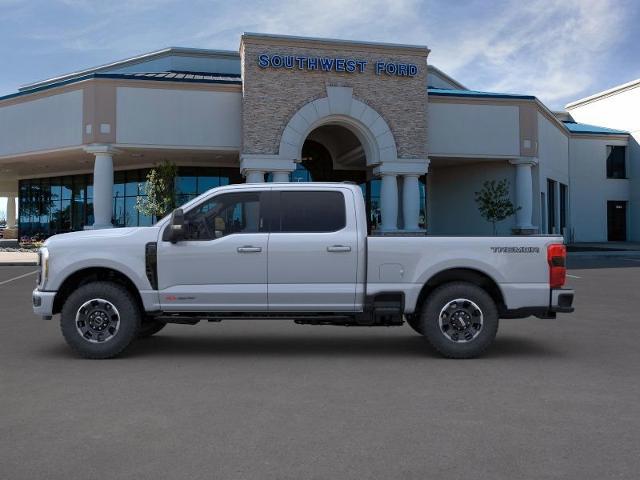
[[547, 179, 556, 233], [607, 146, 626, 179], [279, 191, 346, 232], [183, 192, 264, 240]]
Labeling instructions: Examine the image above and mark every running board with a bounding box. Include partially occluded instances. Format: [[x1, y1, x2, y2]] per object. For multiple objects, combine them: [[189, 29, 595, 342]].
[[154, 311, 404, 326]]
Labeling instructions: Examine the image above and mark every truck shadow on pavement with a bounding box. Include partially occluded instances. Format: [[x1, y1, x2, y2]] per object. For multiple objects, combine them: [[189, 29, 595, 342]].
[[87, 333, 561, 360]]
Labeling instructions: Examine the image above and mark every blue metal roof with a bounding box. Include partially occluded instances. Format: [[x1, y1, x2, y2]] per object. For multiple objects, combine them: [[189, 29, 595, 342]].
[[428, 87, 536, 100], [119, 71, 241, 82], [562, 121, 628, 135], [0, 71, 242, 102]]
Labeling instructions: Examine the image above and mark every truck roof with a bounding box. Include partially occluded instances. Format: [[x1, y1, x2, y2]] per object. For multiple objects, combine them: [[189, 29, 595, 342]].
[[214, 181, 362, 193]]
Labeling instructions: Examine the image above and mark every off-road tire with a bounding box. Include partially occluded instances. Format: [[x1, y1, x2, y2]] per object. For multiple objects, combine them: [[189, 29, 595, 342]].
[[406, 314, 424, 335], [60, 281, 141, 359], [420, 281, 499, 359], [138, 317, 167, 338]]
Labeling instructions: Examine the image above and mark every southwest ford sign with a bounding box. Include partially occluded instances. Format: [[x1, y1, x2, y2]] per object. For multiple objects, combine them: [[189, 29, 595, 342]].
[[257, 54, 418, 77]]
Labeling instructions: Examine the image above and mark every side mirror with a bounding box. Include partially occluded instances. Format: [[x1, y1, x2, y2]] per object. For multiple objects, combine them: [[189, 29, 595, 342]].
[[168, 208, 185, 243]]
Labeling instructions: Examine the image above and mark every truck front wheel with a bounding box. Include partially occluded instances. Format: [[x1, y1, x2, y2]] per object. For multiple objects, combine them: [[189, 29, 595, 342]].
[[60, 281, 141, 359], [138, 317, 166, 338], [420, 282, 498, 359]]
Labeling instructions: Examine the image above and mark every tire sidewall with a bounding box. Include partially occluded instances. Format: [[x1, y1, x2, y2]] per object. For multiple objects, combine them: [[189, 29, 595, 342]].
[[420, 282, 499, 358], [138, 318, 166, 338], [60, 282, 141, 359], [406, 314, 424, 335]]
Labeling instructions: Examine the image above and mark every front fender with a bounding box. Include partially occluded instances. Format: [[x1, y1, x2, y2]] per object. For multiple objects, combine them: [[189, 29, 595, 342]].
[[47, 254, 151, 292]]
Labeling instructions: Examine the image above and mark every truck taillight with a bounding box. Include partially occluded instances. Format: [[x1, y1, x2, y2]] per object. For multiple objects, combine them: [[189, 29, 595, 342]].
[[547, 243, 566, 289]]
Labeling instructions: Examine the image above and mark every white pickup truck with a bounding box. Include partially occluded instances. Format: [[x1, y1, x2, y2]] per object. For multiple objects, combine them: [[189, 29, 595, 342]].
[[33, 182, 574, 359]]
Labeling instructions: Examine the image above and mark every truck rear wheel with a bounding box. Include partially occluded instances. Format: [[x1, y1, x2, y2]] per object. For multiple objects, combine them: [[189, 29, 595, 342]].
[[406, 315, 424, 335], [420, 282, 498, 359], [60, 281, 141, 359]]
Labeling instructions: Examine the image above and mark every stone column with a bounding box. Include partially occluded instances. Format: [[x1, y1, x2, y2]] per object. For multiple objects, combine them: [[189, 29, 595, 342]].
[[244, 170, 265, 183], [240, 155, 295, 184], [374, 159, 429, 233], [85, 145, 118, 229], [271, 171, 290, 182], [379, 173, 399, 232], [509, 157, 538, 234], [2, 194, 18, 240], [402, 174, 421, 231], [6, 195, 16, 229]]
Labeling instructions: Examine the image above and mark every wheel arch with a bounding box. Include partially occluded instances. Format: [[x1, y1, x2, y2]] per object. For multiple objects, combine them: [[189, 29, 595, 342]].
[[53, 267, 143, 315], [414, 268, 505, 315]]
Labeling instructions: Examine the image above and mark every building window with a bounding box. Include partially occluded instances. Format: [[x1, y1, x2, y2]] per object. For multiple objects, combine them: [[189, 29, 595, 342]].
[[540, 192, 546, 233], [559, 183, 568, 232], [547, 179, 556, 234], [606, 146, 626, 179], [18, 166, 242, 239]]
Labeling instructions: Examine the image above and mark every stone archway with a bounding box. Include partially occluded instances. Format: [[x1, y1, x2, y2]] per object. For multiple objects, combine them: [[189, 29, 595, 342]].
[[278, 86, 398, 167], [241, 85, 429, 232]]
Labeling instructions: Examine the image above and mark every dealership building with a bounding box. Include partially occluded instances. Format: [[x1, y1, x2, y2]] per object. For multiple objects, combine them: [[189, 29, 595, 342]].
[[0, 33, 636, 242]]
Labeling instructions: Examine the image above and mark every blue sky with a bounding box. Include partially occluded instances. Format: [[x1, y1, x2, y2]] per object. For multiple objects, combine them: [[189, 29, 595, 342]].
[[1, 0, 640, 216], [1, 0, 639, 108]]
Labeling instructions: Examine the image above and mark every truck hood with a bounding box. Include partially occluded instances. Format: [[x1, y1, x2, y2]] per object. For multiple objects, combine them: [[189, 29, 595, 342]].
[[44, 227, 160, 250]]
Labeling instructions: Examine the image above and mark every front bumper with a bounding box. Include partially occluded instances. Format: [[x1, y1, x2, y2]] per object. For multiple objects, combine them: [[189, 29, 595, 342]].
[[32, 288, 56, 319]]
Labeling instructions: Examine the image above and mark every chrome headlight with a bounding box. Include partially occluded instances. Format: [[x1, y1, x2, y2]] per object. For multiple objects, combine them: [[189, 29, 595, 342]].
[[38, 247, 49, 289]]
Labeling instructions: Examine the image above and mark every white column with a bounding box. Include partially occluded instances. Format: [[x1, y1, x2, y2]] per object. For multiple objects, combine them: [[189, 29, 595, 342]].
[[509, 158, 538, 231], [85, 145, 117, 229], [6, 195, 16, 229], [380, 173, 399, 232], [245, 170, 265, 183], [271, 171, 290, 182], [402, 174, 421, 231]]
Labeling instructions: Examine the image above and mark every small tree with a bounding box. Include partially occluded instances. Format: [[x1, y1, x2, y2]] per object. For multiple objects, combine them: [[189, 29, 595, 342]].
[[474, 179, 520, 235], [136, 160, 178, 220]]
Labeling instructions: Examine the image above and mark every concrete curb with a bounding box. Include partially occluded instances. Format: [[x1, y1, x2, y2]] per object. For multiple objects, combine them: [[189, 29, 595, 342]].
[[0, 262, 39, 266], [569, 251, 640, 257]]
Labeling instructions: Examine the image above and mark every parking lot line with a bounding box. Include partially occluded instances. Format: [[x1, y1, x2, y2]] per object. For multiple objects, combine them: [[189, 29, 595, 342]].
[[0, 270, 38, 287], [566, 274, 581, 279]]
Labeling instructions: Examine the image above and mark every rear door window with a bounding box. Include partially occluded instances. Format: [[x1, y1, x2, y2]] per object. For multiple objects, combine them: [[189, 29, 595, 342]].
[[278, 191, 346, 233]]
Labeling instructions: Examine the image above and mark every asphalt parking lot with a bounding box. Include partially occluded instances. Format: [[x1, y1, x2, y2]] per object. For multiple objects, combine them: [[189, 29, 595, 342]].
[[1, 257, 640, 480]]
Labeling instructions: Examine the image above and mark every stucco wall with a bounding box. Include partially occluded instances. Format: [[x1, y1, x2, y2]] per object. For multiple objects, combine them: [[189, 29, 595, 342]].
[[427, 102, 520, 157], [116, 87, 242, 148], [568, 86, 639, 241], [0, 90, 83, 157], [568, 136, 630, 242], [536, 112, 570, 233], [429, 161, 517, 235], [241, 36, 428, 159]]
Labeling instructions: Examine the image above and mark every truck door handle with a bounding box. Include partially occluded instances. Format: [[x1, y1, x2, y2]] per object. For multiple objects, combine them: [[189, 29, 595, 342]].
[[237, 246, 262, 253], [327, 245, 351, 253]]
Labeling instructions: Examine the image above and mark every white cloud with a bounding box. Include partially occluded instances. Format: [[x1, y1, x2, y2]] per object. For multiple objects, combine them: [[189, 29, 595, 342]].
[[186, 0, 632, 107], [7, 0, 635, 109], [425, 0, 630, 107]]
